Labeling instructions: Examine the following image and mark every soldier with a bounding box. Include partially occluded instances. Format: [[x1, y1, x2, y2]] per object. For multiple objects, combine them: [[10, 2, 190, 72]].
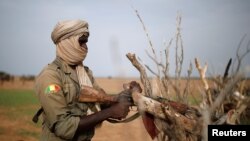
[[34, 19, 131, 141]]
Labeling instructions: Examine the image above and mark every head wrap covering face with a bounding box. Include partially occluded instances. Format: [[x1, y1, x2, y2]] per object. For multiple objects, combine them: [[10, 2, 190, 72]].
[[51, 19, 89, 44], [51, 19, 89, 65], [56, 35, 87, 65]]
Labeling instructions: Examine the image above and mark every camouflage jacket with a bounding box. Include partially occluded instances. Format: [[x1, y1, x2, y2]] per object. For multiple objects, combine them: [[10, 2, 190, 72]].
[[34, 57, 101, 141]]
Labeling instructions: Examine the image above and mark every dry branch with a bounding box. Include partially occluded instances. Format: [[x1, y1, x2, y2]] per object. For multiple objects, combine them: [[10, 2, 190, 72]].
[[194, 58, 209, 90], [210, 74, 242, 113], [127, 6, 250, 140], [233, 35, 250, 74], [134, 93, 198, 130], [126, 53, 152, 97], [194, 58, 213, 106], [127, 52, 203, 141]]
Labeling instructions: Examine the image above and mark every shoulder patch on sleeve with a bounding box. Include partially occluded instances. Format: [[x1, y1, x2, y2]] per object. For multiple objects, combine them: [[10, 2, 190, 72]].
[[45, 84, 61, 94]]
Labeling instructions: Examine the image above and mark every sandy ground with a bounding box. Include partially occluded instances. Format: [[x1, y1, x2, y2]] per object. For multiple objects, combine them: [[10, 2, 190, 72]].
[[93, 113, 152, 141]]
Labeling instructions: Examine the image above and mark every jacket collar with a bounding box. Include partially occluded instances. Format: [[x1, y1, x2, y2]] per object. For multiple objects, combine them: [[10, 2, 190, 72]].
[[53, 57, 79, 83]]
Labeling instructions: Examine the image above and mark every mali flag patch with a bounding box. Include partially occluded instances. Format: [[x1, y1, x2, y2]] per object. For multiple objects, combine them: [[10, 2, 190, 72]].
[[45, 84, 61, 94]]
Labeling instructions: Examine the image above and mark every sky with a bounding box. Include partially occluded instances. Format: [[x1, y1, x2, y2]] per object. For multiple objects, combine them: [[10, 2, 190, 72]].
[[0, 0, 250, 77]]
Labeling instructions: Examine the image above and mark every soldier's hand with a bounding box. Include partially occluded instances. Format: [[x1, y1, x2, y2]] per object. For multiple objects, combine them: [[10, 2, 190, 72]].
[[108, 100, 130, 120], [116, 89, 133, 105]]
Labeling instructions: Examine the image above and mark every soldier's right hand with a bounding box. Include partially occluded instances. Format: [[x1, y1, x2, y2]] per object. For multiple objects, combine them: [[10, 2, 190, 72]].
[[108, 100, 130, 120]]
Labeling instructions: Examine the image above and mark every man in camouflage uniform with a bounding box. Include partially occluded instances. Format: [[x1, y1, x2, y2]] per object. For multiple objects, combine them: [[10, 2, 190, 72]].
[[34, 20, 131, 141]]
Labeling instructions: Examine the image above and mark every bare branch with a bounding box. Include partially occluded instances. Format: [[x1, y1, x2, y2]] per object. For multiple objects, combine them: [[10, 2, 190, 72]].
[[223, 58, 232, 82], [164, 38, 173, 76], [232, 35, 250, 74], [175, 14, 184, 78], [194, 58, 209, 90], [126, 53, 152, 97], [145, 50, 165, 70], [144, 64, 159, 77], [183, 62, 193, 104], [195, 58, 213, 106], [210, 74, 243, 113], [130, 4, 161, 77]]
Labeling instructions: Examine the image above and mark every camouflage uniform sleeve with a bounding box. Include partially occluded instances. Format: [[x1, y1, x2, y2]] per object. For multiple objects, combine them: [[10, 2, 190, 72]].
[[35, 67, 80, 140]]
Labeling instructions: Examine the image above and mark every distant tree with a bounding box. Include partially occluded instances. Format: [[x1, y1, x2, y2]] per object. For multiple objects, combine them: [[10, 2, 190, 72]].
[[20, 75, 35, 85], [0, 71, 14, 85]]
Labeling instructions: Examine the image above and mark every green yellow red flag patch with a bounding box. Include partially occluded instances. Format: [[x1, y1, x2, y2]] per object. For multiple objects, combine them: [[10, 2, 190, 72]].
[[45, 84, 61, 94]]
